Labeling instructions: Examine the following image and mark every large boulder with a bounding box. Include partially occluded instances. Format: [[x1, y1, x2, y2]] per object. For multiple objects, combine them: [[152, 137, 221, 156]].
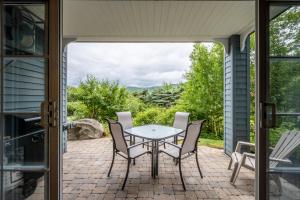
[[68, 118, 104, 140]]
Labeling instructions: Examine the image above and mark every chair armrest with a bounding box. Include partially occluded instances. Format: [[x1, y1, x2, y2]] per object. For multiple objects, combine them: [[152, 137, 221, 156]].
[[242, 153, 292, 164], [269, 157, 292, 164], [235, 141, 255, 153], [163, 141, 182, 149], [128, 141, 149, 149], [242, 152, 256, 158]]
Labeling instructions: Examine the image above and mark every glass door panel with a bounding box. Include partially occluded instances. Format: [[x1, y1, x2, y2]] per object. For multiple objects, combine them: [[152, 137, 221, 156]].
[[267, 5, 300, 199], [1, 2, 49, 200], [4, 4, 46, 56]]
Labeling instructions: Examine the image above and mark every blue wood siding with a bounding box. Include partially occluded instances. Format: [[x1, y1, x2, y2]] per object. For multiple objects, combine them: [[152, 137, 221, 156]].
[[62, 47, 68, 152], [224, 35, 250, 155]]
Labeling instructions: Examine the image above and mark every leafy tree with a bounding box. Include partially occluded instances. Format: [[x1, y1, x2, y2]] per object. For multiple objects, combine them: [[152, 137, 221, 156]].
[[69, 75, 128, 121], [133, 83, 183, 107], [270, 6, 300, 57], [178, 43, 224, 138], [124, 95, 146, 117], [148, 84, 183, 107], [269, 7, 300, 112]]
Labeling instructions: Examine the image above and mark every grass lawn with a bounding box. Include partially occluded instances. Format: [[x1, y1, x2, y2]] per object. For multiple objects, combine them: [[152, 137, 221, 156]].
[[198, 138, 224, 149]]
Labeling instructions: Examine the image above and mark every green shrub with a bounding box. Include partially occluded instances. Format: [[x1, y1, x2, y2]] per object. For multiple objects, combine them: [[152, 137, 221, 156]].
[[67, 75, 128, 122], [67, 101, 88, 121], [133, 106, 192, 127], [124, 95, 146, 116], [133, 107, 165, 126]]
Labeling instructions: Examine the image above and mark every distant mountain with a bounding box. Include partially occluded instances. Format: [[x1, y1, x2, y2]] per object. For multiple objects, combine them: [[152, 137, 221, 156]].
[[127, 84, 180, 93], [127, 86, 160, 93]]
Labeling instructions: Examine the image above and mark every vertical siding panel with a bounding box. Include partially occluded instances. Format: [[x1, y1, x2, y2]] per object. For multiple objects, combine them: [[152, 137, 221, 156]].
[[62, 47, 68, 152], [224, 35, 250, 155]]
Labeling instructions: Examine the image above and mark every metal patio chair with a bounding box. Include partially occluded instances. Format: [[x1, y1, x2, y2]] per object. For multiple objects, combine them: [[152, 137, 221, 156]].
[[173, 112, 190, 143], [228, 130, 300, 190], [116, 111, 133, 141], [160, 120, 206, 190], [107, 119, 150, 190], [164, 112, 190, 147], [117, 111, 149, 149]]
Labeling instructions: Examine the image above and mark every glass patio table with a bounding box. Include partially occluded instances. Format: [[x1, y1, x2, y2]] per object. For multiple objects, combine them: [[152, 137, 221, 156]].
[[125, 124, 184, 178]]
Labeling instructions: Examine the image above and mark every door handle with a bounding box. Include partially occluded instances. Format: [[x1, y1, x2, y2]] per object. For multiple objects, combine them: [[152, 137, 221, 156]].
[[260, 102, 276, 128], [40, 101, 58, 127], [49, 101, 58, 127]]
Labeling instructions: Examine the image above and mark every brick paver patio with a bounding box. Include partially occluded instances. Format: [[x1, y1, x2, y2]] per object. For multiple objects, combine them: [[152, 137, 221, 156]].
[[63, 138, 255, 200]]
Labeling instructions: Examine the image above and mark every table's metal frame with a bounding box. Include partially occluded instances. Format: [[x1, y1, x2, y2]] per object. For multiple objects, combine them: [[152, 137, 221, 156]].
[[125, 125, 183, 178]]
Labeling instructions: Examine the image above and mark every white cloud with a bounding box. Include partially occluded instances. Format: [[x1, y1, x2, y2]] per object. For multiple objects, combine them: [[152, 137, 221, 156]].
[[67, 43, 194, 87]]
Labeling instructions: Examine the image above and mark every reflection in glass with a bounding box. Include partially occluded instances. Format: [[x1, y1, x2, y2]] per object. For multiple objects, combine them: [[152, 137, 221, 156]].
[[269, 6, 300, 57], [268, 5, 300, 199], [4, 5, 45, 56], [268, 59, 300, 115], [1, 2, 48, 200], [3, 172, 45, 200], [3, 58, 46, 166], [4, 58, 45, 113]]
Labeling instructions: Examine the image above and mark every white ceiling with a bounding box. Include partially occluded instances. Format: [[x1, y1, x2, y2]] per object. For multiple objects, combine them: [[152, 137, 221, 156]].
[[63, 0, 255, 43]]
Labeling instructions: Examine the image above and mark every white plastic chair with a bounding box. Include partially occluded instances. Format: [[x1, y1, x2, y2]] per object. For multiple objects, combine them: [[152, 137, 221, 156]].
[[228, 130, 300, 188]]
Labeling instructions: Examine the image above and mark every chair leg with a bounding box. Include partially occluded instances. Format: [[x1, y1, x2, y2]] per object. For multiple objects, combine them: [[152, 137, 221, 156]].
[[122, 159, 131, 190], [230, 162, 238, 183], [195, 152, 203, 178], [130, 136, 132, 145], [107, 150, 115, 177], [133, 137, 136, 165], [178, 158, 186, 190], [228, 157, 233, 170], [231, 161, 243, 184], [142, 138, 144, 147], [175, 158, 179, 165], [272, 174, 282, 194]]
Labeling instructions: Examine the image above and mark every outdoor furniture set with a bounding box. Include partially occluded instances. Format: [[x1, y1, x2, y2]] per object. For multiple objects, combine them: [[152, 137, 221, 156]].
[[107, 111, 300, 191], [107, 111, 205, 190]]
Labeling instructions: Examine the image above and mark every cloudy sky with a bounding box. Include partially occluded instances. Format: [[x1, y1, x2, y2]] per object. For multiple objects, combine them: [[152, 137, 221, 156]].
[[67, 43, 194, 87]]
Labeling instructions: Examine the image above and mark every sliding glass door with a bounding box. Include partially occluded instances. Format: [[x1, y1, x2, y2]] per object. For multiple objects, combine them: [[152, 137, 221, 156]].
[[257, 1, 300, 199], [267, 4, 300, 199], [0, 1, 61, 199]]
